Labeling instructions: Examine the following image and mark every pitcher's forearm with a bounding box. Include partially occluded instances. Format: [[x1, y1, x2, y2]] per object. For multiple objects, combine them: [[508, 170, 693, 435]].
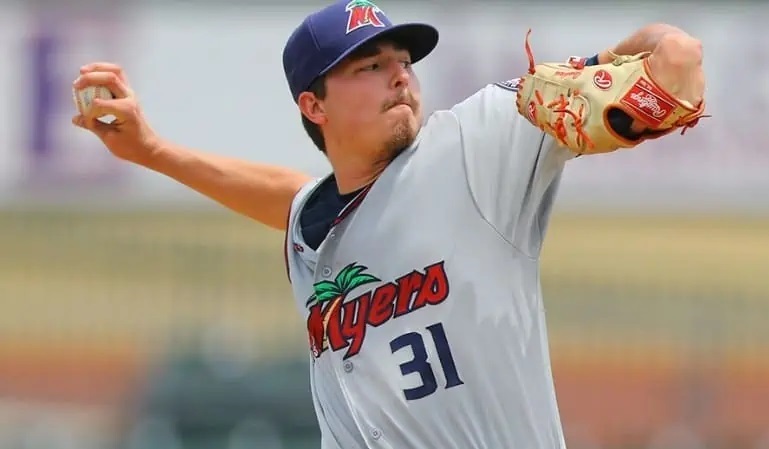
[[141, 141, 312, 230]]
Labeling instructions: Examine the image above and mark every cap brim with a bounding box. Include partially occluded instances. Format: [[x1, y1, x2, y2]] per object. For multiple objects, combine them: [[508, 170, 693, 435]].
[[319, 23, 439, 77]]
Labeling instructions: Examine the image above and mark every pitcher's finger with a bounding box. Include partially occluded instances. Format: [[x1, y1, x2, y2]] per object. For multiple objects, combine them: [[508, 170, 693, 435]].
[[74, 72, 132, 99], [79, 62, 128, 82], [86, 97, 135, 123]]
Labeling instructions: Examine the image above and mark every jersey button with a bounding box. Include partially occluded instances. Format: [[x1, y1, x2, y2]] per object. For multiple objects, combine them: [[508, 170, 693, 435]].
[[371, 428, 381, 440], [343, 361, 354, 373], [321, 266, 332, 278]]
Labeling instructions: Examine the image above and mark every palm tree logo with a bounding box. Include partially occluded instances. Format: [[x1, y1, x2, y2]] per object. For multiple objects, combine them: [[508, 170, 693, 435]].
[[306, 263, 380, 357], [345, 0, 386, 34]]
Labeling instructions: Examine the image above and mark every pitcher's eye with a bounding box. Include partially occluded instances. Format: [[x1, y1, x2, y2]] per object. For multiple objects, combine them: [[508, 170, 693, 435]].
[[359, 63, 380, 72]]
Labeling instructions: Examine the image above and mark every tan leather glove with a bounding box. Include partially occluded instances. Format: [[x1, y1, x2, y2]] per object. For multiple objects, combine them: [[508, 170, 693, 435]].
[[515, 30, 707, 155]]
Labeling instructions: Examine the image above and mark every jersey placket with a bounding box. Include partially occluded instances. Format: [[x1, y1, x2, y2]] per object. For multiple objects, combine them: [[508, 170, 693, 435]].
[[314, 187, 390, 447], [312, 183, 371, 283]]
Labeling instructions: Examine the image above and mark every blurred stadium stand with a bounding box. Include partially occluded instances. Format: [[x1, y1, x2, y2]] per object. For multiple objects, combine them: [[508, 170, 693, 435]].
[[1, 1, 768, 448]]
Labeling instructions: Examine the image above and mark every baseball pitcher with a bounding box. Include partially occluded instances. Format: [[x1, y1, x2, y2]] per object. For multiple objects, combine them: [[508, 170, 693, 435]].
[[71, 1, 706, 448]]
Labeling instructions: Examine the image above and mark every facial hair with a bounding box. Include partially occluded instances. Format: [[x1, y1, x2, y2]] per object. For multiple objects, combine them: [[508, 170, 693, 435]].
[[379, 91, 420, 161]]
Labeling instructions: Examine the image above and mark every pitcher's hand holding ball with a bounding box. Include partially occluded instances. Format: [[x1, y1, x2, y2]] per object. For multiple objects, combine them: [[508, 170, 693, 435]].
[[72, 63, 161, 165]]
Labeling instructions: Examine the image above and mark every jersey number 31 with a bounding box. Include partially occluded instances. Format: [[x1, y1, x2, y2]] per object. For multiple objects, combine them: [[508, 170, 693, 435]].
[[389, 322, 464, 401]]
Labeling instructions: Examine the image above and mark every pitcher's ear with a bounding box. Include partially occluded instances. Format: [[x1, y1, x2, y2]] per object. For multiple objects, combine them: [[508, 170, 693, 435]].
[[298, 92, 327, 126]]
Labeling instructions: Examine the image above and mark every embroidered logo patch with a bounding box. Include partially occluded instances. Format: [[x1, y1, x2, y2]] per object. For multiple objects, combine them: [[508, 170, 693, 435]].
[[345, 0, 386, 34], [494, 78, 520, 92], [620, 78, 676, 126]]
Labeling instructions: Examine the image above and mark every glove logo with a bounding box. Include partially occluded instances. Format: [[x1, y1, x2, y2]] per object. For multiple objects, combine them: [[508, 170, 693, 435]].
[[593, 70, 613, 90], [631, 92, 666, 118], [620, 79, 676, 126], [527, 101, 538, 123], [554, 70, 581, 80], [567, 56, 587, 69]]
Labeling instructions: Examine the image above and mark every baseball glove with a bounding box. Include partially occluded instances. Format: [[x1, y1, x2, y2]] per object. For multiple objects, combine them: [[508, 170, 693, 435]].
[[515, 30, 707, 155]]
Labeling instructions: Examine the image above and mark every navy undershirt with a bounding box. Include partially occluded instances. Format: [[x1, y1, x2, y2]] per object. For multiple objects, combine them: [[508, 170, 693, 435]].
[[300, 175, 363, 250], [299, 54, 605, 251]]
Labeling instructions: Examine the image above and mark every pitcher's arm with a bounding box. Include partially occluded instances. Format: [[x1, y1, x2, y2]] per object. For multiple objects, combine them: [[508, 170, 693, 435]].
[[140, 142, 311, 230]]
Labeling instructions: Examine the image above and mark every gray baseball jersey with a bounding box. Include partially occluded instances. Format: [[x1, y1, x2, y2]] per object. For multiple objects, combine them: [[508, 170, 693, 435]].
[[285, 80, 575, 449]]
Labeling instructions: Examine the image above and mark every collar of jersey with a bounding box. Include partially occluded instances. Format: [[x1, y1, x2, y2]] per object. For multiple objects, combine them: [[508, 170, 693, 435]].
[[291, 128, 424, 262]]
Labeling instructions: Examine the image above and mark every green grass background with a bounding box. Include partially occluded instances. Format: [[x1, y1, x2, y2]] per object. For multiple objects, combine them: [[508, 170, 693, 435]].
[[1, 210, 766, 363]]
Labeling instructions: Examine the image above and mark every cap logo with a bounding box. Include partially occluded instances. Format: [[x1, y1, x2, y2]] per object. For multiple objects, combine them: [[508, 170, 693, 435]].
[[345, 0, 386, 34]]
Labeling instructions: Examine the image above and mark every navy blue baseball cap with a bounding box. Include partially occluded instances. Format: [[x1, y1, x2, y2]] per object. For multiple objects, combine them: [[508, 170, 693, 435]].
[[282, 0, 439, 102]]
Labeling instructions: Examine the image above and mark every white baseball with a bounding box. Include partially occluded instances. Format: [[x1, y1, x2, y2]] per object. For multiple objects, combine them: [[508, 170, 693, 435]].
[[73, 85, 114, 116]]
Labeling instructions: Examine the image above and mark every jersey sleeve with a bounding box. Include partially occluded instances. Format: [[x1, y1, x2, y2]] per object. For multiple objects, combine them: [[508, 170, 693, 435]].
[[450, 80, 576, 258], [284, 176, 324, 284]]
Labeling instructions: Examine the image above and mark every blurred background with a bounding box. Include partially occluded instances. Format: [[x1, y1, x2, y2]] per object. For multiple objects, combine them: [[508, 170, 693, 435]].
[[1, 1, 767, 448]]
